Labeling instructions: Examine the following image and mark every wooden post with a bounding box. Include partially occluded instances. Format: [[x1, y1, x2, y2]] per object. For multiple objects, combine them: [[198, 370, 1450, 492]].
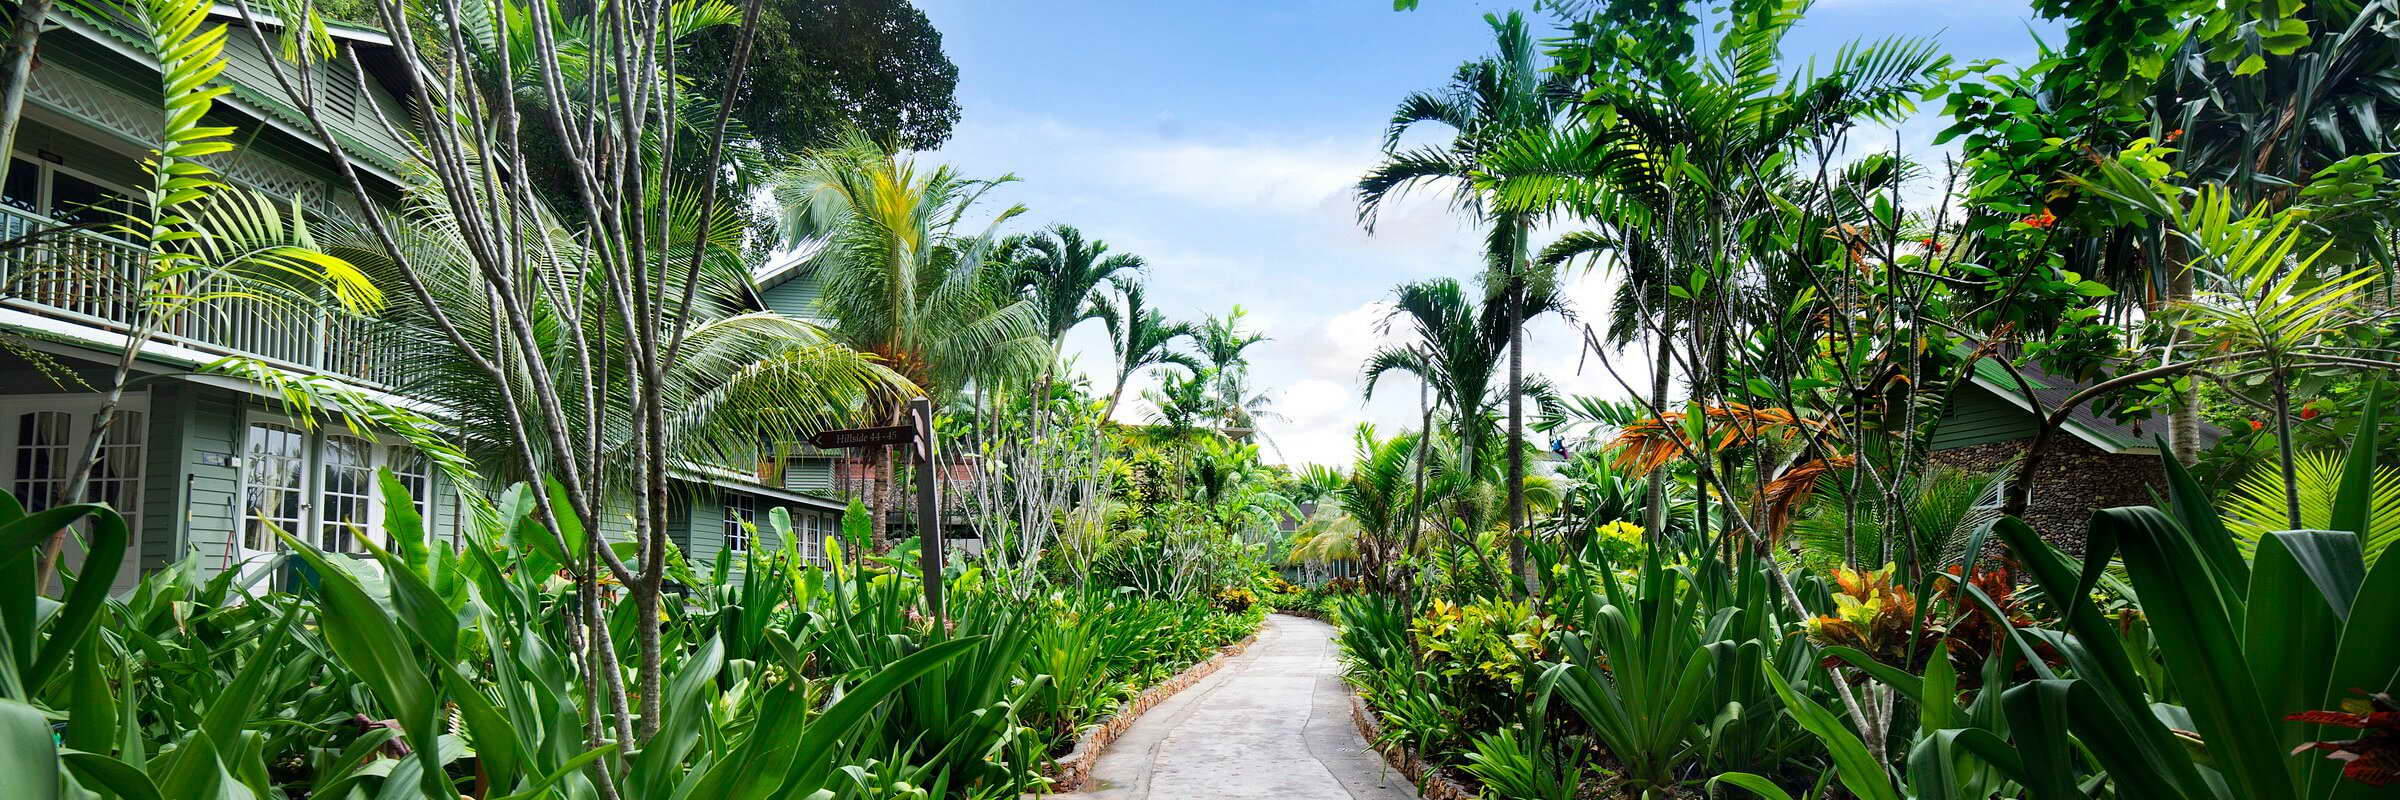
[[909, 396, 944, 631]]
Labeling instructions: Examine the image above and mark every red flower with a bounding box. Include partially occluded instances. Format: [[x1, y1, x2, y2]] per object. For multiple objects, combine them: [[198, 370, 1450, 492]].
[[2302, 406, 2321, 421], [2288, 691, 2400, 787], [1921, 237, 1944, 253], [2250, 419, 2266, 431]]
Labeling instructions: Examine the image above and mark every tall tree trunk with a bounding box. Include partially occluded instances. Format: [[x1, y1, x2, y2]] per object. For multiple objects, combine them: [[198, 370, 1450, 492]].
[[1642, 325, 1673, 540], [2167, 262, 2201, 464], [2272, 372, 2301, 528], [1505, 271, 1534, 598], [36, 340, 136, 595], [1398, 380, 1432, 595], [1101, 374, 1129, 423], [0, 0, 55, 193]]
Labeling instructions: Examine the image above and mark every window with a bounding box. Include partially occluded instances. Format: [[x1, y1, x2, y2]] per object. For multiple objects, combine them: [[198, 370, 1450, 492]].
[[12, 411, 72, 511], [797, 510, 829, 565], [318, 435, 371, 552], [243, 423, 306, 551], [723, 494, 755, 555], [2, 403, 147, 518], [389, 445, 434, 528], [85, 410, 143, 523], [244, 423, 442, 555], [4, 156, 136, 225]]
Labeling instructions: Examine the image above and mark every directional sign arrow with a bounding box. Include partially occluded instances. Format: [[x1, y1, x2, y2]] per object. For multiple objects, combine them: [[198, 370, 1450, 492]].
[[808, 425, 917, 449]]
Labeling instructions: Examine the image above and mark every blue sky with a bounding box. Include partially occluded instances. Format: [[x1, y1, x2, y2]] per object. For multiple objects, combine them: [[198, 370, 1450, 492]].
[[914, 0, 2060, 466]]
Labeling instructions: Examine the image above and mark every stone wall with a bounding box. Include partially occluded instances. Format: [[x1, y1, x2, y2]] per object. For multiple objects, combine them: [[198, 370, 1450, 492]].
[[1929, 437, 2166, 555]]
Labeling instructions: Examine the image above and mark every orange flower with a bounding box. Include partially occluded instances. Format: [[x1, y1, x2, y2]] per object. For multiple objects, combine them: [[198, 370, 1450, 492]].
[[2164, 128, 2184, 143], [1921, 237, 1944, 252], [2022, 210, 2057, 229], [2302, 406, 2321, 421], [2249, 419, 2266, 431]]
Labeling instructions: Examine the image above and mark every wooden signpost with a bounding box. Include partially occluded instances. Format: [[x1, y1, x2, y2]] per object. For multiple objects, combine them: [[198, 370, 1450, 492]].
[[807, 396, 945, 629]]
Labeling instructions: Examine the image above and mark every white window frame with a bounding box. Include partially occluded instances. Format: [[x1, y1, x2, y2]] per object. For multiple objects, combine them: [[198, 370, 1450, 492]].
[[723, 494, 755, 555], [0, 393, 148, 524], [316, 433, 373, 553], [4, 152, 140, 225], [0, 394, 150, 593], [241, 416, 310, 554], [239, 410, 442, 556]]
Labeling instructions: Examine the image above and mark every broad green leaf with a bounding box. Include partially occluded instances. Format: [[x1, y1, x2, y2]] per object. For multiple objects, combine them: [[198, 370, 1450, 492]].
[[0, 698, 61, 800], [2105, 507, 2296, 800], [1707, 772, 1798, 800], [2330, 384, 2383, 539], [1764, 665, 1898, 800]]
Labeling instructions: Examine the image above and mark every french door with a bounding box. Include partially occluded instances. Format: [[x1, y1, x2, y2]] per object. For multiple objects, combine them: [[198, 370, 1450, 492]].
[[0, 394, 147, 594], [239, 414, 447, 588]]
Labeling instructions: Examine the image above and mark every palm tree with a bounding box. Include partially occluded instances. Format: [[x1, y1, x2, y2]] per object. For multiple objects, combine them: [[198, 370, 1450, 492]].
[[1358, 10, 1566, 595], [774, 131, 1048, 547], [1092, 276, 1196, 422], [2140, 0, 2400, 463], [1144, 369, 1215, 445], [1483, 2, 1941, 546], [1193, 305, 1267, 375], [329, 182, 907, 497], [1002, 224, 1143, 405], [1361, 277, 1561, 583], [1334, 424, 1420, 587]]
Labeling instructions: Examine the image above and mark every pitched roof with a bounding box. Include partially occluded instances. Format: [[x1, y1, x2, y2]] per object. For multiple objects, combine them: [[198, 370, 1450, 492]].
[[1961, 355, 2225, 455]]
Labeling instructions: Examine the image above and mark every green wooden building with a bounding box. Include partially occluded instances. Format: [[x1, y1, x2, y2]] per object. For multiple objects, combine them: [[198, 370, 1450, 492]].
[[1928, 357, 2222, 547], [1, 9, 844, 593]]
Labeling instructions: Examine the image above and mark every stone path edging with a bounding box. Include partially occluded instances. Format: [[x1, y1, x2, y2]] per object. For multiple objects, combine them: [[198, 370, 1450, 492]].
[[1041, 624, 1265, 793], [1345, 671, 1482, 800]]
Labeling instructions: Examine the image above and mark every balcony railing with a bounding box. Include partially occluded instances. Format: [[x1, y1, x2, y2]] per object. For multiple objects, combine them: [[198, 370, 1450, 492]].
[[0, 203, 400, 385]]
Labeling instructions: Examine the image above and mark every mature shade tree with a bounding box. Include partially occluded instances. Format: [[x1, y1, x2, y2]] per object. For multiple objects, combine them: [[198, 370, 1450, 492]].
[[685, 0, 961, 160], [1358, 11, 1565, 596], [1093, 277, 1197, 422]]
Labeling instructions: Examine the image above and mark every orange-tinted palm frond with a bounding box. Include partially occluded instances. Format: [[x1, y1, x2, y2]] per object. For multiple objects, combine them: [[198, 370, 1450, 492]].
[[1605, 404, 1838, 478], [1759, 455, 1854, 541]]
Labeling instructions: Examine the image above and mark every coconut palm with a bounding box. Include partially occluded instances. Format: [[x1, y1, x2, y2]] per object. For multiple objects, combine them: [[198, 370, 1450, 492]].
[[1358, 10, 1569, 594], [327, 179, 910, 499], [1002, 224, 1143, 403], [774, 131, 1047, 546]]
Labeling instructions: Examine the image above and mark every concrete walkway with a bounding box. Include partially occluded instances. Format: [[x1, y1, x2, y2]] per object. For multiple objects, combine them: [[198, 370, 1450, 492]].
[[1049, 613, 1420, 800]]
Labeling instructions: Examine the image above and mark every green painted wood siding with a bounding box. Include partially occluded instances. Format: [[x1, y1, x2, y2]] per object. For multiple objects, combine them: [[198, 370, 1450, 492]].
[[1930, 387, 2039, 450], [758, 270, 830, 322], [677, 490, 725, 566], [784, 456, 835, 494], [177, 386, 247, 573], [137, 384, 190, 572], [216, 32, 413, 172]]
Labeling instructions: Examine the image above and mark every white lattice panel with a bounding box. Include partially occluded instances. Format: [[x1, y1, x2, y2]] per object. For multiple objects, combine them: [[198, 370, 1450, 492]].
[[30, 67, 331, 211]]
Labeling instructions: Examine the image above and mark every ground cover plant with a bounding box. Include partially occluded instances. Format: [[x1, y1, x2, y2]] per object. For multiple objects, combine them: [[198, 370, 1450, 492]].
[[3, 479, 1265, 799]]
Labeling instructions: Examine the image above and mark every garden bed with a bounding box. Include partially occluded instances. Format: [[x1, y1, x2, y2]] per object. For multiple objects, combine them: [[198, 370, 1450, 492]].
[[1346, 687, 1482, 800]]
